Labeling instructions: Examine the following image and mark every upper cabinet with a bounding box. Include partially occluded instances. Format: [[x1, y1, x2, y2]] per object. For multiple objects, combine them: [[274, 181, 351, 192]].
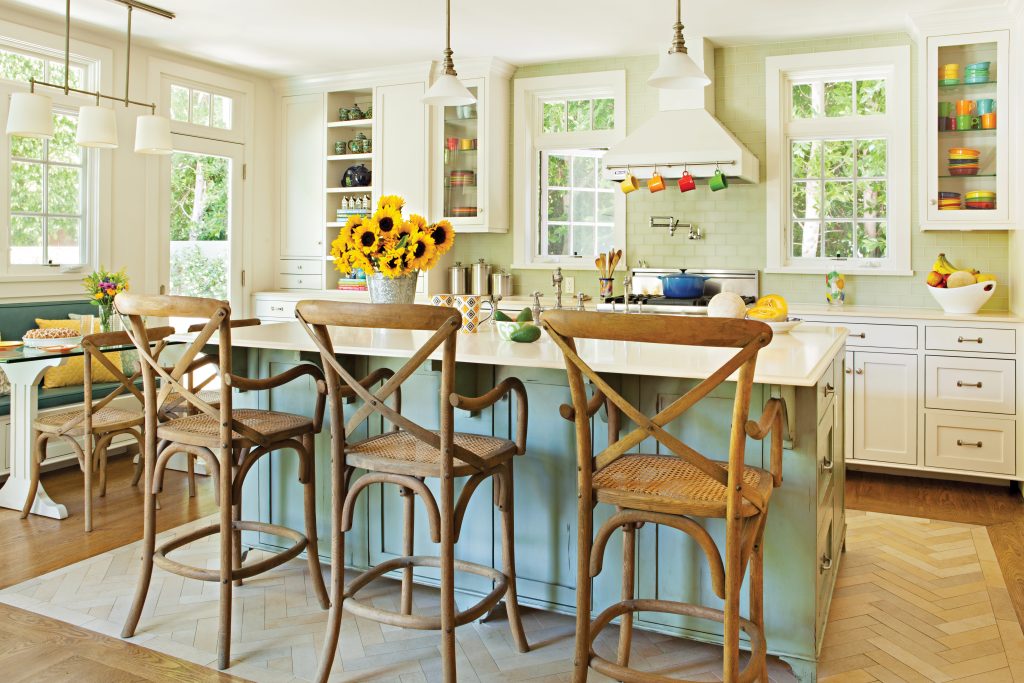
[[430, 59, 513, 233], [280, 93, 325, 259], [921, 29, 1012, 230]]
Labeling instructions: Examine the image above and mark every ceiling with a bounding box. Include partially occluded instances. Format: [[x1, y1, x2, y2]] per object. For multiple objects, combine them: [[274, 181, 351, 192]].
[[1, 0, 1012, 78]]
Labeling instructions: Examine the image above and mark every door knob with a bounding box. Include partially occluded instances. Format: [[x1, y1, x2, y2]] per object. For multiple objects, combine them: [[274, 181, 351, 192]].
[[855, 368, 864, 375]]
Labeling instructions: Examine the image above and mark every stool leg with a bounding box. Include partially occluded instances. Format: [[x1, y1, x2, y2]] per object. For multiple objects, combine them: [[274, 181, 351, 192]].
[[217, 448, 233, 670], [439, 466, 456, 682], [573, 498, 594, 683], [315, 430, 347, 683], [21, 433, 46, 519], [400, 485, 415, 616], [81, 437, 93, 533], [498, 462, 529, 653], [98, 441, 109, 498], [232, 463, 243, 588], [751, 535, 768, 683], [121, 439, 158, 639], [723, 516, 742, 682], [188, 454, 196, 498], [130, 451, 143, 488], [617, 521, 635, 667], [302, 434, 330, 610]]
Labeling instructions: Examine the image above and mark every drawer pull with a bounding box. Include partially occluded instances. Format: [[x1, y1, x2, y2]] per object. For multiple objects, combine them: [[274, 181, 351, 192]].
[[820, 555, 833, 572], [270, 306, 284, 312], [823, 382, 835, 397], [956, 380, 983, 388], [821, 457, 834, 472], [845, 367, 852, 375], [855, 368, 864, 375], [851, 332, 866, 339], [956, 439, 983, 448], [958, 336, 983, 344]]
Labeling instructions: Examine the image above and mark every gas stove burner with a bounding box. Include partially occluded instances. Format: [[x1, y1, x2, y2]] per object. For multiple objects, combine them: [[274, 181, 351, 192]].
[[595, 268, 760, 314]]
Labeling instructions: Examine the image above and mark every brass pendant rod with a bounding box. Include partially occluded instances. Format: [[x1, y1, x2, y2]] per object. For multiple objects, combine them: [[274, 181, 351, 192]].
[[64, 0, 71, 93], [668, 0, 688, 55], [124, 4, 132, 107], [29, 78, 156, 112], [107, 0, 174, 20], [440, 0, 458, 77]]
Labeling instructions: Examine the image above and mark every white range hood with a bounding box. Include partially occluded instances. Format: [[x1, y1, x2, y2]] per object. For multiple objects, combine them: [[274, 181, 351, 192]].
[[603, 39, 759, 184]]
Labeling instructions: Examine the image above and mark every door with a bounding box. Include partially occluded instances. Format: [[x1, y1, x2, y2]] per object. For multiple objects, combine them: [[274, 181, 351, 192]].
[[853, 352, 917, 464], [159, 135, 245, 319]]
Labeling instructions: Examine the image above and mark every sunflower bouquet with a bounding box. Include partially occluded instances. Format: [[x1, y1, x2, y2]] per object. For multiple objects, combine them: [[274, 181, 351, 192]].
[[330, 195, 454, 279]]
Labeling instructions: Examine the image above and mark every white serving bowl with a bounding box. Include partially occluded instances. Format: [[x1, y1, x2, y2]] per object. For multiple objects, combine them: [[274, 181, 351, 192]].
[[927, 280, 996, 314], [494, 320, 540, 341], [764, 318, 803, 334], [22, 335, 82, 348]]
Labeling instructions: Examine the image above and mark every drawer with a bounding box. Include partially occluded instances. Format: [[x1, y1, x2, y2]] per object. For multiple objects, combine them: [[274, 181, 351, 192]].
[[254, 299, 296, 319], [815, 506, 835, 638], [925, 356, 1015, 414], [816, 358, 837, 422], [842, 322, 917, 349], [926, 326, 1016, 354], [279, 259, 323, 276], [277, 273, 320, 290], [925, 413, 1015, 475], [816, 401, 836, 510]]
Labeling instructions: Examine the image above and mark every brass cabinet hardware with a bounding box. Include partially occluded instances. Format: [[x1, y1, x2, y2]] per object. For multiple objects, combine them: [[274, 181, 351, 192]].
[[956, 380, 983, 388], [956, 439, 983, 448]]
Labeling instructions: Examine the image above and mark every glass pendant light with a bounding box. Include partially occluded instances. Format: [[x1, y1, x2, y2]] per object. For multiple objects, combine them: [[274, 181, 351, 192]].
[[77, 103, 119, 148], [6, 91, 54, 138], [134, 114, 172, 154], [648, 0, 710, 90], [422, 0, 476, 106]]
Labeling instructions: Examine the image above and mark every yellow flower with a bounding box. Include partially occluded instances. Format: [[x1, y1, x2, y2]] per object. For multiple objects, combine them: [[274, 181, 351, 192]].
[[378, 247, 410, 278], [352, 219, 380, 254], [377, 194, 405, 211], [408, 213, 427, 230], [348, 249, 372, 275], [429, 220, 455, 255], [373, 206, 403, 239], [94, 292, 103, 299], [406, 232, 437, 271], [395, 220, 417, 242]]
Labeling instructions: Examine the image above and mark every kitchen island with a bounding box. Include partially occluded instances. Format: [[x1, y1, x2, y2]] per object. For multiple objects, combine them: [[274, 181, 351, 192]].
[[226, 320, 847, 682]]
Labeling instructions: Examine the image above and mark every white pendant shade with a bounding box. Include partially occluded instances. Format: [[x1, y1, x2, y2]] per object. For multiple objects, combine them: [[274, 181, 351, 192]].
[[422, 73, 476, 106], [648, 50, 711, 90], [134, 114, 173, 155], [6, 92, 54, 138], [76, 105, 118, 148]]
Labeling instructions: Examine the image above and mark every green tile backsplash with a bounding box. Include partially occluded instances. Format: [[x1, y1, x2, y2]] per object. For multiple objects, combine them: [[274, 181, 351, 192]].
[[447, 34, 1009, 310]]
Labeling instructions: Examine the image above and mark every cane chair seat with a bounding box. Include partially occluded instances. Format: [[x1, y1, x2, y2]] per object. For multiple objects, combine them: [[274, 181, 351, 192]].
[[347, 430, 517, 478], [158, 409, 313, 449], [34, 406, 143, 436], [592, 454, 774, 519]]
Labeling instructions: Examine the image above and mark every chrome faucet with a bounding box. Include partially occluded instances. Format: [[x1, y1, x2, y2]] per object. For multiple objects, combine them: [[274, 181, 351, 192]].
[[576, 292, 586, 311], [623, 277, 632, 314], [552, 266, 564, 310], [530, 291, 543, 323]]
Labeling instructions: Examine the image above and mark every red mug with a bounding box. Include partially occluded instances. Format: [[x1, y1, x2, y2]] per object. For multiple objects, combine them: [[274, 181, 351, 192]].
[[677, 171, 696, 192]]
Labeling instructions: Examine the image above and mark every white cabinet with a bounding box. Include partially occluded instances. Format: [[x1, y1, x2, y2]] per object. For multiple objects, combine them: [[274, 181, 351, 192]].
[[925, 413, 1015, 475], [375, 81, 429, 218], [280, 94, 326, 259], [852, 352, 918, 465]]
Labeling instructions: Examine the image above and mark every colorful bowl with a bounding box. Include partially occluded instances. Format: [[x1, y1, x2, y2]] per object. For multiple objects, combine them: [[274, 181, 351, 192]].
[[939, 79, 960, 86], [965, 190, 995, 198], [966, 202, 995, 210], [948, 167, 980, 176], [966, 62, 990, 71], [939, 192, 961, 198], [949, 148, 981, 155]]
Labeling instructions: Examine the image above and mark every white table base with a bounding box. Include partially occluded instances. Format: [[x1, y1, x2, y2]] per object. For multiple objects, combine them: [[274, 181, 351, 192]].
[[0, 357, 68, 519]]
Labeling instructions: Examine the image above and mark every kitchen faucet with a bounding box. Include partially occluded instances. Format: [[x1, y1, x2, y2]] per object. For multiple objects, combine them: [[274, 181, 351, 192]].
[[552, 266, 564, 310], [530, 291, 543, 323]]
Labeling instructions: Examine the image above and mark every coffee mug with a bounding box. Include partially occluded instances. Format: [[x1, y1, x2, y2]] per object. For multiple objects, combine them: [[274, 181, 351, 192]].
[[956, 99, 975, 116], [620, 173, 640, 194], [431, 293, 455, 307], [459, 138, 474, 151], [956, 114, 979, 130], [938, 117, 951, 131], [431, 293, 494, 333], [981, 112, 997, 129], [976, 99, 994, 115], [709, 169, 729, 192], [648, 172, 666, 193], [445, 137, 458, 151], [677, 171, 696, 192], [937, 101, 953, 117]]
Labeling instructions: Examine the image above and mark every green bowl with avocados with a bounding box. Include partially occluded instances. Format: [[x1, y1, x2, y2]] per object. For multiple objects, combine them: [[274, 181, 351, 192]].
[[493, 308, 542, 343]]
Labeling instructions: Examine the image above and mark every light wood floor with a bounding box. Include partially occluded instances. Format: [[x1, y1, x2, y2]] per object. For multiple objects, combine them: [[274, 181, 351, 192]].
[[0, 458, 1020, 682]]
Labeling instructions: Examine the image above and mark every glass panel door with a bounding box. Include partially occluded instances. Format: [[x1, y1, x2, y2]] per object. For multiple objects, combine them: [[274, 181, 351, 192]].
[[441, 86, 480, 222]]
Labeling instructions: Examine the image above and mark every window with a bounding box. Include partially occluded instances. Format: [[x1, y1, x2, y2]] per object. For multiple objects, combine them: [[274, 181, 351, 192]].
[[0, 47, 85, 88], [765, 47, 911, 275], [513, 71, 626, 268], [169, 82, 233, 130]]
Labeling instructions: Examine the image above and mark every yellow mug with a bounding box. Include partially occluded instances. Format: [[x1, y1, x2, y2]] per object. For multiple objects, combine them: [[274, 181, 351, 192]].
[[620, 173, 639, 194]]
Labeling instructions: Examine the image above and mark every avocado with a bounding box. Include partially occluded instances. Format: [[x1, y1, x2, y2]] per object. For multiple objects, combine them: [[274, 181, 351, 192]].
[[493, 310, 512, 322], [510, 324, 541, 343], [516, 307, 533, 323]]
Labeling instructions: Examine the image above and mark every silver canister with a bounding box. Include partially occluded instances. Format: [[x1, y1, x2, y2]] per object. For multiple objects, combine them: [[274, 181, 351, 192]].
[[448, 261, 468, 294], [470, 259, 491, 295], [491, 270, 512, 298]]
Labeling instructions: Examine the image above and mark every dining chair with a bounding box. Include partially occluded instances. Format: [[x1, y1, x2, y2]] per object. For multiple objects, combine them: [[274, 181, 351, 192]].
[[295, 300, 530, 683], [115, 293, 329, 670], [20, 326, 175, 532], [542, 310, 786, 683]]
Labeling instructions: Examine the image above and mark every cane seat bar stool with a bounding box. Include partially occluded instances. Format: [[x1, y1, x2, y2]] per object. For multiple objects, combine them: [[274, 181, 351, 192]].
[[114, 293, 330, 670], [541, 310, 787, 683], [20, 326, 175, 531], [295, 300, 530, 683]]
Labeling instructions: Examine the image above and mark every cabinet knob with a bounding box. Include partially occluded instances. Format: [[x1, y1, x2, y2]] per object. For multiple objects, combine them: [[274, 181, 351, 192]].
[[957, 439, 983, 448], [844, 367, 852, 375], [851, 332, 866, 339], [930, 199, 938, 205], [823, 382, 834, 396], [855, 368, 864, 375]]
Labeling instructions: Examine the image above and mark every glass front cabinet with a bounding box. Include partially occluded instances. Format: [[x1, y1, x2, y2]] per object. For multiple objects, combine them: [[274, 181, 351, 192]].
[[430, 60, 512, 233], [924, 30, 1011, 229]]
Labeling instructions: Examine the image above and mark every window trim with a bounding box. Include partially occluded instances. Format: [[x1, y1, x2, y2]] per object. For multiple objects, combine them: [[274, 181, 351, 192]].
[[765, 46, 912, 276], [512, 71, 626, 270]]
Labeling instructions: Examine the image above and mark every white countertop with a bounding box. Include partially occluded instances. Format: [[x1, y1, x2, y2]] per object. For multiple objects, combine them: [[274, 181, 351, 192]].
[[789, 303, 1023, 324], [217, 320, 848, 387]]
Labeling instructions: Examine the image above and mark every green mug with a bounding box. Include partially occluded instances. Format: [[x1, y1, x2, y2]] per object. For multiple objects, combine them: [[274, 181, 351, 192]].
[[956, 114, 980, 130], [938, 101, 953, 117], [709, 169, 729, 192]]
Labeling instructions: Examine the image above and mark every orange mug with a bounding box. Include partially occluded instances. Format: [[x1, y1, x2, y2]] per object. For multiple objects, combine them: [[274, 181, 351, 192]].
[[955, 99, 975, 116], [648, 172, 666, 193], [981, 112, 997, 129]]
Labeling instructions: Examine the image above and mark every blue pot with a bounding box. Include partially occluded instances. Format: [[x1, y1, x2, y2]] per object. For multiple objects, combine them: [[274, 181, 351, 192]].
[[659, 273, 707, 298]]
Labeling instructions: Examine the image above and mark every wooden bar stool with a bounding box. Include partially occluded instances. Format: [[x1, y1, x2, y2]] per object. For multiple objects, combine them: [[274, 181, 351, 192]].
[[115, 293, 330, 670], [20, 326, 175, 531], [542, 311, 786, 683], [295, 300, 530, 683]]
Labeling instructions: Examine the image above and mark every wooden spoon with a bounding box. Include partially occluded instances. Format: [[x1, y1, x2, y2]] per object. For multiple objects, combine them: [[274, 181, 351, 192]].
[[608, 249, 622, 276], [597, 253, 607, 278]]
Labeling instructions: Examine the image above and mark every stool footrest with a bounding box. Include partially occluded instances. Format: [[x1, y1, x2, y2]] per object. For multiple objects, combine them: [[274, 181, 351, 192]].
[[588, 599, 766, 683], [153, 521, 308, 583], [343, 555, 508, 630]]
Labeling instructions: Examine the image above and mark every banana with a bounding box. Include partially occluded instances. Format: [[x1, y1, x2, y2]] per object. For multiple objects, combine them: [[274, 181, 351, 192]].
[[933, 253, 958, 275]]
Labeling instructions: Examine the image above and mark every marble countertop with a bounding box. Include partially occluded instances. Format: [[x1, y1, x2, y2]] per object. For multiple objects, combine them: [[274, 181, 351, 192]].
[[211, 320, 848, 387]]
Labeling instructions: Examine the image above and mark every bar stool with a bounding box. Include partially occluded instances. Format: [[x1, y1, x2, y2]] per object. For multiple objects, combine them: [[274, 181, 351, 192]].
[[21, 326, 175, 531], [115, 293, 330, 670], [542, 311, 786, 683], [295, 300, 530, 683]]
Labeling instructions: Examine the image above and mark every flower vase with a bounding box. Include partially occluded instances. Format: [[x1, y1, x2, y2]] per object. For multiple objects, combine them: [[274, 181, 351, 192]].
[[366, 272, 418, 304], [98, 302, 115, 332]]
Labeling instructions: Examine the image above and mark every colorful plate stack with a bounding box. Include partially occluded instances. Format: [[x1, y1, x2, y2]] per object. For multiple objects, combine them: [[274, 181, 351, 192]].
[[948, 148, 980, 176], [965, 62, 990, 84], [938, 191, 962, 210], [939, 63, 959, 85], [449, 170, 476, 187], [965, 190, 996, 210], [451, 206, 478, 217]]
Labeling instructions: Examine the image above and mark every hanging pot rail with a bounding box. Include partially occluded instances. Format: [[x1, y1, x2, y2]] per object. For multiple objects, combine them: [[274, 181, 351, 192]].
[[604, 160, 737, 171]]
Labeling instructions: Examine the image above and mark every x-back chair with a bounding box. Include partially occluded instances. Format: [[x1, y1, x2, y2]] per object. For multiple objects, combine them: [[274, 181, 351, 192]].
[[115, 293, 329, 670], [295, 300, 530, 683], [542, 310, 786, 683]]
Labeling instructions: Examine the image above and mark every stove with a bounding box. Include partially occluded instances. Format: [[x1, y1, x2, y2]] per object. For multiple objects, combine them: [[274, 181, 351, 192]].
[[596, 268, 759, 315]]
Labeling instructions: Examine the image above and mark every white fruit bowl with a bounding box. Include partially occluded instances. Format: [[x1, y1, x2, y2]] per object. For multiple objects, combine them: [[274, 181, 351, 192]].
[[927, 281, 996, 314]]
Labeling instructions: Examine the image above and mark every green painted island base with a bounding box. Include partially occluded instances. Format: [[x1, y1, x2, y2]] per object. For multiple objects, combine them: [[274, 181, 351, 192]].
[[238, 348, 846, 682]]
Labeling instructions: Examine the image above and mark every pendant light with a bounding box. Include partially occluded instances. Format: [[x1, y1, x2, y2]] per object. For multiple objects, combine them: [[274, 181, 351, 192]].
[[6, 91, 54, 138], [648, 0, 710, 90], [134, 115, 172, 154], [422, 0, 476, 106], [77, 102, 119, 148]]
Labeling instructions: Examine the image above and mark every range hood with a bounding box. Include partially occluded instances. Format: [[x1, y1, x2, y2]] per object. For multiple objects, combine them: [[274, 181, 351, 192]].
[[602, 39, 759, 184]]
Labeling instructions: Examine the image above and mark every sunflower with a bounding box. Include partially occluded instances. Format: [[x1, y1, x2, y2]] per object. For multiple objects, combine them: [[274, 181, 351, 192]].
[[345, 214, 364, 230], [395, 220, 417, 242], [373, 206, 403, 238], [377, 194, 405, 211], [406, 232, 437, 271], [429, 220, 455, 255], [408, 213, 427, 231], [347, 249, 373, 275], [352, 219, 380, 254], [378, 247, 410, 278]]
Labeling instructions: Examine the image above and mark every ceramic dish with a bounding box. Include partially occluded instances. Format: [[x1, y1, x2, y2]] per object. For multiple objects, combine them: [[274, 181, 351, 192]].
[[949, 148, 981, 155], [939, 79, 960, 85], [0, 340, 24, 348], [948, 168, 980, 176], [965, 191, 996, 199], [23, 336, 81, 348], [966, 202, 996, 210], [927, 281, 996, 315], [764, 318, 803, 334], [494, 321, 542, 342]]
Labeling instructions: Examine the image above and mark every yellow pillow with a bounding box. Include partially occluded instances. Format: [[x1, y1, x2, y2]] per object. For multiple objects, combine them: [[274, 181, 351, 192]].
[[35, 318, 123, 388]]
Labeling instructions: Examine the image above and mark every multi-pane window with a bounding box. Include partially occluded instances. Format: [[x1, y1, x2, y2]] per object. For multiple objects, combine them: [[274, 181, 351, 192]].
[[170, 83, 232, 129], [0, 47, 85, 88], [542, 97, 615, 133], [540, 149, 616, 257], [9, 111, 87, 266]]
